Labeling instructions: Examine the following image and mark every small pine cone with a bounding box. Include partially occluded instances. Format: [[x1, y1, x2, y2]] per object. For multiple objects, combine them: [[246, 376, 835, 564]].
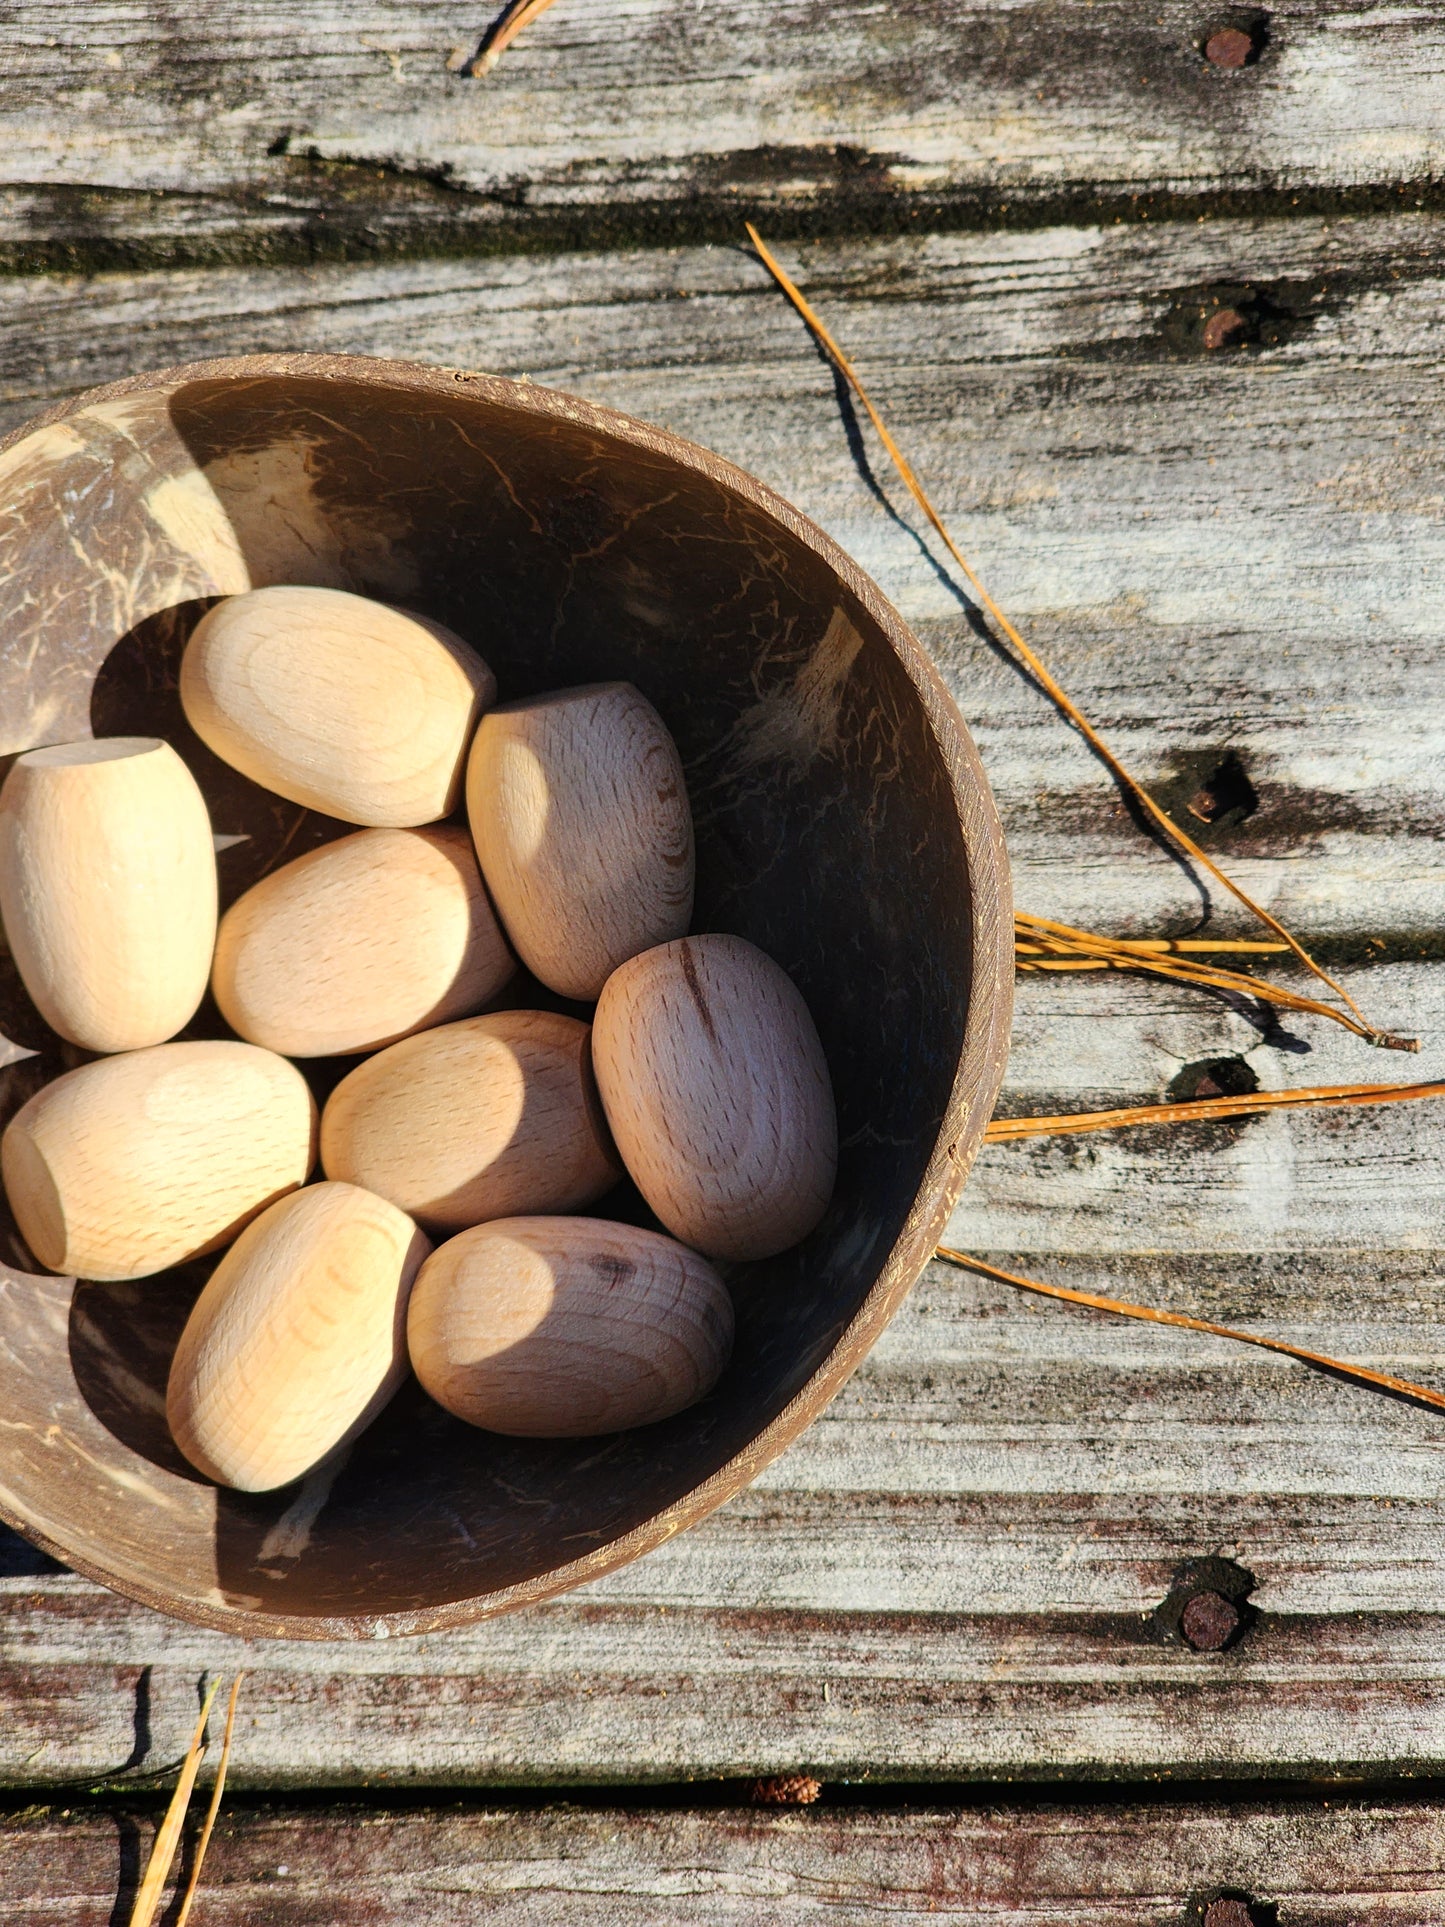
[[748, 1774, 823, 1807]]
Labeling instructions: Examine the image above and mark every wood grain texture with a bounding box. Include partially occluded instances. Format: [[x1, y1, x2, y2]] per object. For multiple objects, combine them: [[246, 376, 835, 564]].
[[0, 2, 1443, 271], [0, 737, 216, 1053], [0, 216, 1441, 942], [0, 136, 1443, 1797], [168, 1181, 431, 1492], [594, 935, 837, 1262], [5, 1798, 1445, 1924], [212, 825, 515, 1057], [407, 1215, 734, 1437], [1, 1041, 317, 1281], [467, 682, 694, 1000], [320, 1009, 621, 1233], [181, 586, 496, 826]]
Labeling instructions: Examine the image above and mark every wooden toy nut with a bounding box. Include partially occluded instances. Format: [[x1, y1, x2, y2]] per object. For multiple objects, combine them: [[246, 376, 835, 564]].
[[1, 1041, 317, 1281], [0, 737, 217, 1053], [213, 825, 515, 1057], [320, 1009, 619, 1234], [407, 1216, 733, 1437], [466, 681, 693, 998], [167, 1181, 431, 1491], [592, 934, 837, 1261], [180, 585, 495, 826]]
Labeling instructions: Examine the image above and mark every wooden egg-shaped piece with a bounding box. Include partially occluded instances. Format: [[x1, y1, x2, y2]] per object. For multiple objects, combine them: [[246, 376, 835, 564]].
[[1, 1041, 316, 1281], [0, 737, 217, 1052], [180, 585, 495, 826], [321, 1010, 619, 1234], [407, 1216, 733, 1437], [466, 681, 693, 999], [167, 1181, 430, 1491], [213, 826, 515, 1057], [593, 934, 837, 1261]]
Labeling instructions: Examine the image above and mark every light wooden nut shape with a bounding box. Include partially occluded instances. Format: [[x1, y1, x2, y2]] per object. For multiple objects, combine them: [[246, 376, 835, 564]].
[[1, 1040, 317, 1281], [0, 737, 217, 1053], [407, 1216, 733, 1437], [466, 681, 693, 999], [213, 825, 515, 1058], [167, 1181, 431, 1491], [180, 585, 496, 826], [592, 934, 837, 1262], [321, 1009, 619, 1234]]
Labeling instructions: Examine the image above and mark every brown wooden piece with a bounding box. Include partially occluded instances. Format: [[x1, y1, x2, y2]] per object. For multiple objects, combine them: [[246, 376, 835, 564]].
[[1, 1040, 316, 1282], [180, 585, 495, 826], [0, 737, 216, 1053], [167, 1182, 430, 1492], [467, 681, 694, 999], [406, 1216, 733, 1437], [319, 1009, 620, 1233], [593, 934, 838, 1261], [212, 825, 515, 1058]]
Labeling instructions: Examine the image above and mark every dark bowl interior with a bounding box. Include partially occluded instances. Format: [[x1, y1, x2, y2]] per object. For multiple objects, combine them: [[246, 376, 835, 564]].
[[0, 356, 1011, 1637]]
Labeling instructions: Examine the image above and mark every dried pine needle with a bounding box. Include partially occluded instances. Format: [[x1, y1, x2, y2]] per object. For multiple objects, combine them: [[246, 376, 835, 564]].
[[935, 1246, 1445, 1413], [174, 1672, 244, 1927], [127, 1678, 222, 1927], [1018, 915, 1288, 958], [1013, 912, 1391, 1045], [744, 225, 1417, 1053], [984, 1079, 1445, 1142], [465, 0, 562, 75]]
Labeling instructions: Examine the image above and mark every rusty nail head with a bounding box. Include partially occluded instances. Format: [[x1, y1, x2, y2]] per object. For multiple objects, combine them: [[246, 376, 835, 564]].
[[1205, 27, 1254, 67], [1203, 1902, 1255, 1927], [1182, 1590, 1241, 1650], [1203, 308, 1250, 351], [749, 1774, 823, 1807]]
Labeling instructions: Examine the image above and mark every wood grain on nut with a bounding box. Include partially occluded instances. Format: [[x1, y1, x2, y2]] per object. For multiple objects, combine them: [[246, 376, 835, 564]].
[[0, 737, 216, 1053], [213, 825, 514, 1058], [167, 1181, 430, 1491], [1, 1040, 317, 1281], [320, 1009, 620, 1234], [180, 585, 495, 826], [466, 682, 693, 999], [407, 1215, 733, 1437], [592, 935, 837, 1261]]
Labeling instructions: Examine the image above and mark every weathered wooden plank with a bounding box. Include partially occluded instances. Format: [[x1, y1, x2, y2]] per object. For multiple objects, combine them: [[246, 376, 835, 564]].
[[5, 1798, 1444, 1924], [10, 1584, 1445, 1786], [3, 211, 1445, 1789], [5, 1225, 1445, 1781], [1, 2, 1444, 270], [2, 216, 1444, 940]]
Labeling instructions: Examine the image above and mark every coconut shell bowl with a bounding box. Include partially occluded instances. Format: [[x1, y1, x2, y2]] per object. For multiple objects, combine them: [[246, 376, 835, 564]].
[[0, 355, 1012, 1638]]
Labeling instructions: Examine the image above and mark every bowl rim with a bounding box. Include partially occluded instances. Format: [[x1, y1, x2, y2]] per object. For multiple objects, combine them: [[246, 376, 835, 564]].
[[0, 352, 1014, 1639]]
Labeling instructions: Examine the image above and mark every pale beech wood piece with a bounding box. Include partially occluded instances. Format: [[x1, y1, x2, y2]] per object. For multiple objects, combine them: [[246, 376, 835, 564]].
[[407, 1215, 733, 1438], [592, 935, 837, 1262], [179, 585, 496, 827], [0, 736, 216, 1053], [166, 1181, 430, 1492], [466, 681, 694, 999], [212, 825, 515, 1058], [0, 1041, 316, 1282], [320, 1009, 621, 1234]]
